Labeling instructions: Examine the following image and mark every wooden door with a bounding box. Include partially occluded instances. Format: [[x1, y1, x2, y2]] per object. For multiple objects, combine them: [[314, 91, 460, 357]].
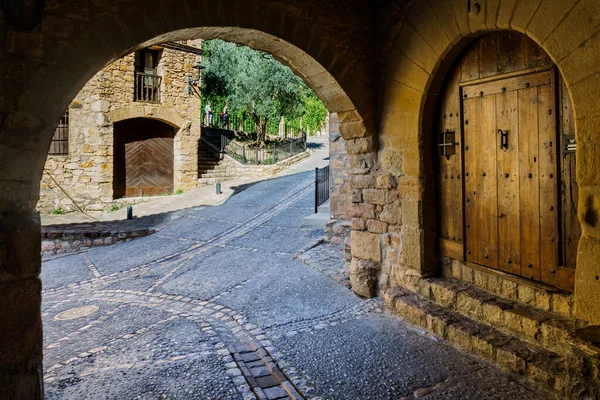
[[462, 69, 559, 284], [114, 118, 174, 198]]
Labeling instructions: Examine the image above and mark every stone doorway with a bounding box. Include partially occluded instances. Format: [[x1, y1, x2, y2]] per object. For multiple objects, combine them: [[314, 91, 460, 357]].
[[114, 118, 175, 198], [434, 31, 580, 292]]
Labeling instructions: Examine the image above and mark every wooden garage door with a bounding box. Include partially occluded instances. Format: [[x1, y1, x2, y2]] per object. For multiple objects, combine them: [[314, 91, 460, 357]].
[[462, 69, 558, 284], [115, 118, 174, 198]]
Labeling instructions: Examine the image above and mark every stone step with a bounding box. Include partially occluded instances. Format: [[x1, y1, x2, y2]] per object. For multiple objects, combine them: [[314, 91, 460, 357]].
[[384, 286, 595, 398], [317, 199, 330, 214], [418, 278, 594, 358], [301, 212, 329, 228]]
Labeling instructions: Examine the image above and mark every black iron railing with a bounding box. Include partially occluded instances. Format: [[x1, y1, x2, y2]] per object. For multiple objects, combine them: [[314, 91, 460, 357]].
[[315, 165, 330, 213], [134, 72, 162, 103], [201, 128, 307, 165], [202, 110, 304, 138]]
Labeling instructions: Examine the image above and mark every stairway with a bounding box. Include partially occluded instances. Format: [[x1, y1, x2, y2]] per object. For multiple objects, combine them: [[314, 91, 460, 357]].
[[384, 271, 600, 398], [197, 140, 243, 186]]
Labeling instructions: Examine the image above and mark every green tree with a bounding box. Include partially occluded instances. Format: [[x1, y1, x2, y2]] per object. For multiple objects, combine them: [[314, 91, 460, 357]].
[[201, 39, 327, 144]]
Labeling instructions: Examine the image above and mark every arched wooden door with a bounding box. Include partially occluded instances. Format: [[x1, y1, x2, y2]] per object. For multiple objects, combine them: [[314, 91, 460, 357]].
[[114, 118, 175, 198], [435, 31, 580, 291]]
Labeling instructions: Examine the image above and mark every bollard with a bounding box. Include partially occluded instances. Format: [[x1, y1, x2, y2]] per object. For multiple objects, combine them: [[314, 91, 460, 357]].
[[216, 182, 221, 195], [127, 206, 133, 220]]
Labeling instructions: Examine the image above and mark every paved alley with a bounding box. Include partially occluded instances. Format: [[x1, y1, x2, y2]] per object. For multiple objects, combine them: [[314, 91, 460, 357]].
[[41, 156, 556, 399]]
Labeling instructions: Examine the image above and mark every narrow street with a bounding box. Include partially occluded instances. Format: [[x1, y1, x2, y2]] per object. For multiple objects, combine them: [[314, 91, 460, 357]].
[[41, 146, 555, 399]]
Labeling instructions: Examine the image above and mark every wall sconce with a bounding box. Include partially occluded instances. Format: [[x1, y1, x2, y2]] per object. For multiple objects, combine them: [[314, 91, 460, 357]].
[[185, 60, 204, 99]]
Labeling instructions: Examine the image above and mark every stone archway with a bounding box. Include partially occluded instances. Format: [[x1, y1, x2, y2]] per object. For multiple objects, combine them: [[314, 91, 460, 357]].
[[376, 0, 600, 324], [0, 3, 375, 396]]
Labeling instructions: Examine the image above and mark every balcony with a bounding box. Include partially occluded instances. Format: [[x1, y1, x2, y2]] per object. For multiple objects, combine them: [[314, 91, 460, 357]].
[[134, 72, 162, 103]]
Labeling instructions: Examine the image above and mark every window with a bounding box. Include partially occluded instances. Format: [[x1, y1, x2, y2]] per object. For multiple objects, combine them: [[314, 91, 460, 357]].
[[49, 110, 69, 156]]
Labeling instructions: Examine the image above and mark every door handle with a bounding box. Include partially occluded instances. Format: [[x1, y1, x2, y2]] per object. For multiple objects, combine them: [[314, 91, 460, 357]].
[[499, 130, 509, 150]]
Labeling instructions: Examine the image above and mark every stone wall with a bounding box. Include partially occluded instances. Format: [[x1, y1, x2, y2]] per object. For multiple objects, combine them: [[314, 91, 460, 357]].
[[38, 43, 202, 213], [324, 113, 352, 261]]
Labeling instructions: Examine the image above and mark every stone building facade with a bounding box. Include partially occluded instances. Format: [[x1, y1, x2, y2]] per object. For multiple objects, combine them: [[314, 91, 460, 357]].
[[5, 0, 600, 398], [38, 42, 202, 212]]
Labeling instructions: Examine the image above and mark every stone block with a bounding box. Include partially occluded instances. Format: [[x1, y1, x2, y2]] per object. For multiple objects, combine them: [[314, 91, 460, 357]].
[[350, 175, 376, 189], [344, 136, 376, 155], [456, 291, 482, 320], [552, 294, 572, 317], [400, 199, 421, 228], [473, 269, 488, 290], [496, 342, 527, 374], [380, 150, 404, 177], [447, 323, 472, 352], [362, 189, 386, 205], [346, 203, 375, 219], [348, 257, 380, 298], [0, 212, 41, 282], [338, 120, 369, 140], [376, 173, 396, 189], [518, 285, 535, 305], [501, 280, 517, 300], [543, 0, 600, 62], [350, 190, 362, 203], [459, 263, 473, 283], [351, 218, 366, 231], [347, 153, 377, 170], [394, 24, 438, 73], [379, 204, 402, 225], [401, 227, 423, 269], [574, 235, 600, 323], [535, 291, 551, 312], [472, 334, 495, 361], [430, 283, 456, 308], [481, 300, 505, 326], [426, 313, 449, 338], [351, 231, 381, 262], [366, 219, 388, 234], [526, 0, 578, 42]]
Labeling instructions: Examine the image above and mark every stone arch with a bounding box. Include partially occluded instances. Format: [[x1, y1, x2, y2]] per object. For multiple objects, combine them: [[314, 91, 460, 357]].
[[379, 0, 600, 324], [0, 3, 375, 395], [108, 105, 184, 130], [0, 3, 375, 213]]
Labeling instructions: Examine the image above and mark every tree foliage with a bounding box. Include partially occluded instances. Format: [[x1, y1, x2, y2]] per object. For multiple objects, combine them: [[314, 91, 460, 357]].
[[201, 39, 327, 143]]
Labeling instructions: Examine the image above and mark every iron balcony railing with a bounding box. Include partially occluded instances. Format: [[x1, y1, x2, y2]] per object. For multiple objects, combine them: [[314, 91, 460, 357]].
[[315, 165, 330, 213], [134, 72, 162, 103], [201, 129, 307, 165]]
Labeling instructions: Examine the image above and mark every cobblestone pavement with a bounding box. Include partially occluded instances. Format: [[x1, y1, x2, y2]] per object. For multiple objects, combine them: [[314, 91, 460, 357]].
[[42, 170, 557, 399]]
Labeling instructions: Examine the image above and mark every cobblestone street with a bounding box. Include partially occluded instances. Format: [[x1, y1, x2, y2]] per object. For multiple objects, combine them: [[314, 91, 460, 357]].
[[41, 168, 556, 399]]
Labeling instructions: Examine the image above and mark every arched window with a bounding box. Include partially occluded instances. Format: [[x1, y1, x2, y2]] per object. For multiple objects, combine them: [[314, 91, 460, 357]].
[[435, 31, 580, 291]]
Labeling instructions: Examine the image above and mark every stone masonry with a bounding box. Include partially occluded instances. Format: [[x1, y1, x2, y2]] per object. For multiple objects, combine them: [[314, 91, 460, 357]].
[[38, 42, 202, 213], [5, 0, 600, 398]]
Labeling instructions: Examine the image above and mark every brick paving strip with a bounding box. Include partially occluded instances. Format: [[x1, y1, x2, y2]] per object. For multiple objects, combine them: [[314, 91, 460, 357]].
[[43, 289, 325, 399]]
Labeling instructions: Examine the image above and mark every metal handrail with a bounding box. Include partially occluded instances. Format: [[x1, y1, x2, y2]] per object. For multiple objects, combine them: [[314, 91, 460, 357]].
[[315, 165, 330, 213], [200, 129, 307, 165]]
